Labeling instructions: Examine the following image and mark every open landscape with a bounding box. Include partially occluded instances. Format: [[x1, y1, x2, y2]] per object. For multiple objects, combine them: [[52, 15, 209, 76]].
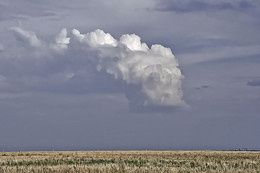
[[0, 151, 260, 172], [1, 1, 260, 173]]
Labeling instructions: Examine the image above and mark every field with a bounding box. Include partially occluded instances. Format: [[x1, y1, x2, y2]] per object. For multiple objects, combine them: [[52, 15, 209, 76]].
[[0, 151, 260, 172]]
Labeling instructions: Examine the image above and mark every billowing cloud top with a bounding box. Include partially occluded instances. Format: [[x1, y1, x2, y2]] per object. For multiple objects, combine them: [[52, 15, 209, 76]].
[[5, 27, 185, 110]]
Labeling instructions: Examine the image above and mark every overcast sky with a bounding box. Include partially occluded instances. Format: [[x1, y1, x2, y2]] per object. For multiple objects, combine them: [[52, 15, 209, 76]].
[[0, 0, 260, 151]]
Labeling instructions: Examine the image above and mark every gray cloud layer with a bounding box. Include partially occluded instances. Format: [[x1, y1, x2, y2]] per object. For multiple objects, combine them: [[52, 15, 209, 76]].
[[155, 0, 260, 13]]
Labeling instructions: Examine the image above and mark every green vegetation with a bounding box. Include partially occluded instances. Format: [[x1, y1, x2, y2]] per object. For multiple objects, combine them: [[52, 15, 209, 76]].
[[0, 151, 259, 172]]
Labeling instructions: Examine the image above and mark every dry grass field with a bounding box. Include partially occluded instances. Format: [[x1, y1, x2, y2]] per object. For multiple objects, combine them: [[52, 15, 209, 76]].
[[0, 151, 260, 172]]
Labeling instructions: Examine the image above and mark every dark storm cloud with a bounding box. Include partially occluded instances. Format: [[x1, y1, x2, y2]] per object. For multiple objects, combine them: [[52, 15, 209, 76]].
[[155, 0, 259, 13]]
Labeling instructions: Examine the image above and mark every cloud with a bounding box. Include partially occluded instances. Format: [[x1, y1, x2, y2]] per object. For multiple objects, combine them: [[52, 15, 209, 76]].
[[0, 74, 7, 87], [3, 27, 185, 110], [247, 79, 260, 87], [155, 0, 260, 13], [71, 29, 185, 107], [0, 1, 62, 21], [179, 44, 260, 65], [10, 27, 41, 47], [52, 28, 70, 51], [0, 43, 3, 52], [195, 85, 210, 90]]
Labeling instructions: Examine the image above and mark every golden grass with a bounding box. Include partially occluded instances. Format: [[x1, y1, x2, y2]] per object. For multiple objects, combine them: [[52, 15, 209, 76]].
[[0, 151, 260, 172]]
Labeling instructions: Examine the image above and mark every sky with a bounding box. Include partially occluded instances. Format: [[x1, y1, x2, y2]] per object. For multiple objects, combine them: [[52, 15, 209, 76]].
[[0, 0, 260, 151]]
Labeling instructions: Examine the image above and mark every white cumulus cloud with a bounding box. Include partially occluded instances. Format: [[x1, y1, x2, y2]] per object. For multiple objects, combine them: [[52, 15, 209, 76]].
[[5, 27, 185, 110], [69, 28, 185, 107]]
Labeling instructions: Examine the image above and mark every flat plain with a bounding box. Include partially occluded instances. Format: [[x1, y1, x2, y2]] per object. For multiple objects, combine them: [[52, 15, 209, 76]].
[[0, 151, 260, 172]]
